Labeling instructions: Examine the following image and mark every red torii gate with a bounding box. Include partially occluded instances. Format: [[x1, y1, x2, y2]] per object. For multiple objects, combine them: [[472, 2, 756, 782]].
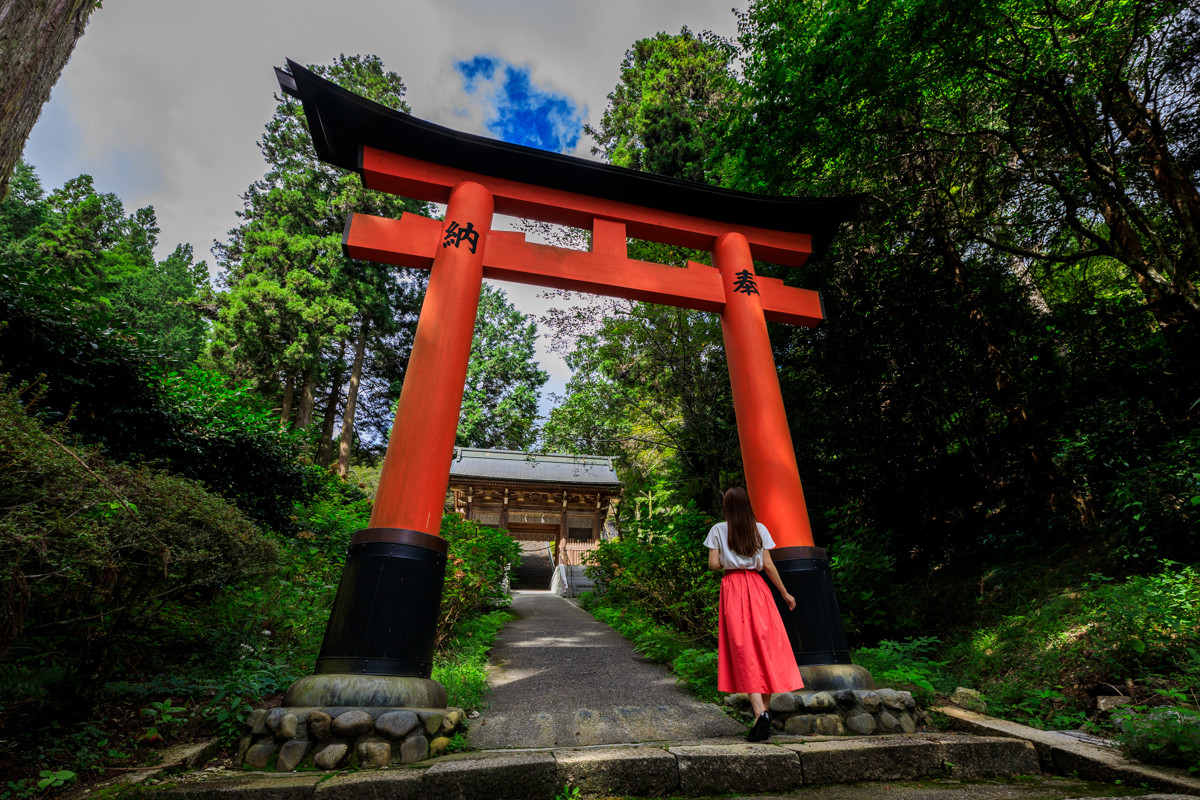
[[277, 62, 872, 709]]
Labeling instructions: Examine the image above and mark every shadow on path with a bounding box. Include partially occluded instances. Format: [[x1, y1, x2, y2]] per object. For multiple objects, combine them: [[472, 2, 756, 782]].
[[468, 590, 744, 749]]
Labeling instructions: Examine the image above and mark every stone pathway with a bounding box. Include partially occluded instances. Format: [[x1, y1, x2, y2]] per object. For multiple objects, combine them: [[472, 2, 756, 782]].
[[468, 590, 744, 749]]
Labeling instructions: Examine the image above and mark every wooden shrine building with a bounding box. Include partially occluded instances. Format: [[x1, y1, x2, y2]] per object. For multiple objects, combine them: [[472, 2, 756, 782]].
[[447, 448, 622, 586]]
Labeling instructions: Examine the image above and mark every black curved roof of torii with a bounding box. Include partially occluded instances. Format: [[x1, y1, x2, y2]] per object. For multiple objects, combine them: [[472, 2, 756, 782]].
[[278, 59, 860, 254]]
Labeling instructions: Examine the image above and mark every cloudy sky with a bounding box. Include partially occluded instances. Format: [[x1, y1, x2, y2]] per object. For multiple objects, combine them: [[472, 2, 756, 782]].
[[23, 0, 748, 412]]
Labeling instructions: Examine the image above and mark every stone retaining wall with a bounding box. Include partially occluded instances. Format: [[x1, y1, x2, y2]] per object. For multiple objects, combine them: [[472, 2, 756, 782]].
[[238, 706, 465, 771], [726, 688, 923, 735]]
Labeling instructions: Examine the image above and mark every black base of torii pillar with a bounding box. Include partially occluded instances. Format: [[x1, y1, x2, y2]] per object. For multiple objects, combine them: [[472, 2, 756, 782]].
[[771, 547, 875, 691]]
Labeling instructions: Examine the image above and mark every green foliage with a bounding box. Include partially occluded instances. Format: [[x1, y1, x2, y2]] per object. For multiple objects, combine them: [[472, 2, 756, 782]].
[[1007, 687, 1088, 731], [0, 166, 222, 473], [0, 721, 130, 800], [539, 352, 632, 459], [852, 638, 950, 705], [945, 563, 1200, 728], [671, 648, 720, 704], [1111, 690, 1200, 772], [1058, 420, 1200, 565], [541, 290, 738, 514], [437, 516, 522, 648], [0, 166, 321, 533], [553, 784, 582, 800], [140, 699, 186, 743], [443, 732, 470, 754], [35, 771, 75, 793], [202, 653, 305, 745], [456, 285, 548, 451], [583, 508, 719, 642], [432, 609, 514, 710], [587, 27, 735, 183], [824, 504, 910, 640], [1083, 566, 1200, 677], [0, 164, 209, 366], [292, 478, 371, 550], [210, 54, 426, 438], [150, 366, 322, 532], [108, 242, 210, 365], [0, 381, 279, 697]]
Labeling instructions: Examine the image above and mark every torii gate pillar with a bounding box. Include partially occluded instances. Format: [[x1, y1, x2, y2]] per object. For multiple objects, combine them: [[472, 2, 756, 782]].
[[715, 232, 868, 689]]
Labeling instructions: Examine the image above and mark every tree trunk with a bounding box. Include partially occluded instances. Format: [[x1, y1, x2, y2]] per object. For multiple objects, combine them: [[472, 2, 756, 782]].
[[1097, 196, 1200, 398], [316, 339, 349, 465], [1099, 81, 1200, 399], [295, 365, 317, 429], [337, 319, 370, 477], [1101, 81, 1200, 270], [280, 373, 296, 430], [0, 0, 99, 197]]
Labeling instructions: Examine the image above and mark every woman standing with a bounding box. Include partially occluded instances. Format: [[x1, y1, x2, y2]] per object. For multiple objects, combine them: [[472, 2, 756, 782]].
[[705, 487, 803, 741]]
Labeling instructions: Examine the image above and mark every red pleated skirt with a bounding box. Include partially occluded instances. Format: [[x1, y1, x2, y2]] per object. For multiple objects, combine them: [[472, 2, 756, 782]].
[[717, 569, 804, 694]]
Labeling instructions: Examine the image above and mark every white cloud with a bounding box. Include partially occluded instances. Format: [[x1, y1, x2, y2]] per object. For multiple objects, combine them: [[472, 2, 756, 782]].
[[22, 0, 747, 417]]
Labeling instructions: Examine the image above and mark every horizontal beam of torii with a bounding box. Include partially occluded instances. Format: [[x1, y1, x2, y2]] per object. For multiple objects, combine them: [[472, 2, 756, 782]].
[[344, 210, 825, 327], [275, 60, 868, 694]]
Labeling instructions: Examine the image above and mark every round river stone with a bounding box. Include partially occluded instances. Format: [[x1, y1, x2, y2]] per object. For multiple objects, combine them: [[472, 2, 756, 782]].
[[376, 710, 419, 739], [332, 709, 373, 738]]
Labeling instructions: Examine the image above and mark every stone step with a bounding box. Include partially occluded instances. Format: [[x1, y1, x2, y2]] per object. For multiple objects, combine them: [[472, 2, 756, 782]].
[[150, 734, 1063, 800]]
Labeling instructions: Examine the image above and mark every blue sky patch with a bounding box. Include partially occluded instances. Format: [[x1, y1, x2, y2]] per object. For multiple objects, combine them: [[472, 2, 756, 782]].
[[453, 55, 585, 154], [456, 55, 497, 90]]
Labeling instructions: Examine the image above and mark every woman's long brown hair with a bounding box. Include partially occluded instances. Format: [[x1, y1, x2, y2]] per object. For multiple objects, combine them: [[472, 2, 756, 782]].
[[723, 487, 762, 557]]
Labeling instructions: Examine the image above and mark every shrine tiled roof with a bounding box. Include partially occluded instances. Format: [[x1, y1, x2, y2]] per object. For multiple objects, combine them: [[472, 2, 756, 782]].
[[448, 448, 621, 488]]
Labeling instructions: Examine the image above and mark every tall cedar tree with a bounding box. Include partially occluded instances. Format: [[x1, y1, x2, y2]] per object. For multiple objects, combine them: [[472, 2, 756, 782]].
[[210, 55, 427, 445]]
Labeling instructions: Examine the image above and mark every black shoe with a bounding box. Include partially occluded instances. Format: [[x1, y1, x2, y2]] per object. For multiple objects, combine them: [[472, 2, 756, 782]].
[[747, 712, 771, 742]]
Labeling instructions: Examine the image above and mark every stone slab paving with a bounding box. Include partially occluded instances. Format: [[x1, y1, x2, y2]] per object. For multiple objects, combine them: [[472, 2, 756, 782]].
[[737, 784, 1198, 800], [468, 590, 744, 748], [152, 733, 1065, 800], [939, 706, 1200, 797]]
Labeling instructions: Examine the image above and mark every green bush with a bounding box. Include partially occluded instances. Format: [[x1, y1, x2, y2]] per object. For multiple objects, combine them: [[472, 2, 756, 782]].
[[583, 507, 719, 642], [432, 610, 514, 710], [950, 564, 1200, 690], [941, 562, 1200, 728], [436, 516, 522, 649], [824, 501, 915, 641], [1057, 406, 1200, 564], [149, 366, 322, 533], [293, 479, 371, 554], [0, 382, 279, 699], [1111, 690, 1200, 772], [1082, 565, 1200, 677], [672, 648, 720, 703]]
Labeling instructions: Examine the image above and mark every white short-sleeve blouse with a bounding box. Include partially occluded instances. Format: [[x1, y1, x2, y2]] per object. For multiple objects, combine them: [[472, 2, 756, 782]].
[[704, 521, 776, 571]]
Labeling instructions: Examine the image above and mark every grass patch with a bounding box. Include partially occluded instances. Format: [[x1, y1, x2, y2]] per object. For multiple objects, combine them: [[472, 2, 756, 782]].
[[431, 609, 514, 710], [856, 563, 1200, 769]]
